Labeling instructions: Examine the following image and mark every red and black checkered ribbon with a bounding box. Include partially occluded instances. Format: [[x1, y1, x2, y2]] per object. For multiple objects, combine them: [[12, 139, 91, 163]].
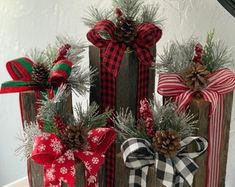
[[87, 20, 162, 187]]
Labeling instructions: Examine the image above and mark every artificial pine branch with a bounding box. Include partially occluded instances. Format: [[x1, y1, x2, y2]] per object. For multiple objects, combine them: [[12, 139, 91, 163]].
[[15, 122, 41, 159], [157, 38, 197, 73], [112, 108, 150, 141], [26, 48, 48, 65], [150, 100, 197, 138], [83, 5, 113, 28], [202, 31, 232, 72], [74, 102, 112, 129], [139, 3, 164, 25], [113, 0, 143, 19]]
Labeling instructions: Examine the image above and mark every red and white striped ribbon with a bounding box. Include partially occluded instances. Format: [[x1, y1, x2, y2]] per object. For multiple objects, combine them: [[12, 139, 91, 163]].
[[157, 68, 235, 187]]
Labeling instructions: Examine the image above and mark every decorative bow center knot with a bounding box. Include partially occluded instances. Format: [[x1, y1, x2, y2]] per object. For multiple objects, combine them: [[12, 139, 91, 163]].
[[87, 20, 162, 76], [31, 127, 116, 187], [0, 58, 72, 94], [121, 137, 208, 187]]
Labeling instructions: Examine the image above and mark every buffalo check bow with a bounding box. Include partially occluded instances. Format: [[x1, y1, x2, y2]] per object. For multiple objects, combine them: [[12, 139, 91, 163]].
[[86, 20, 162, 77], [157, 68, 235, 187], [0, 57, 72, 93], [121, 137, 208, 187], [31, 128, 116, 187]]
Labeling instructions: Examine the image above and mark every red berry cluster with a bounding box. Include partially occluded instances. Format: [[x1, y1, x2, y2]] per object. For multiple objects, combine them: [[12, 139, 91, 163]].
[[139, 99, 155, 138], [54, 115, 67, 134], [115, 8, 123, 18], [193, 43, 203, 63], [54, 44, 71, 64]]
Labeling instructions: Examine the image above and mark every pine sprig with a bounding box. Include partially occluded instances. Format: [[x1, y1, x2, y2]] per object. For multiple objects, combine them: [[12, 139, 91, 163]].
[[202, 31, 232, 72], [150, 100, 197, 138], [113, 0, 143, 19], [74, 102, 112, 129], [26, 48, 48, 65], [112, 108, 150, 141], [157, 39, 196, 73], [82, 5, 113, 28], [15, 122, 41, 159], [139, 3, 164, 26], [84, 0, 163, 27]]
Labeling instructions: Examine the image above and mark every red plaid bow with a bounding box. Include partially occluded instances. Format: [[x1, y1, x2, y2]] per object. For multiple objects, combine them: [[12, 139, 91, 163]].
[[87, 20, 162, 76], [31, 128, 116, 187], [157, 68, 235, 187]]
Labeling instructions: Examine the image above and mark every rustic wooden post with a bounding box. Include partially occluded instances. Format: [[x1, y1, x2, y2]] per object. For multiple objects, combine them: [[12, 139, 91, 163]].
[[189, 92, 233, 187]]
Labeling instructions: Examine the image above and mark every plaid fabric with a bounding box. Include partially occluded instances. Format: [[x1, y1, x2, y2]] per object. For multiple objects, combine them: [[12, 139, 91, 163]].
[[87, 20, 162, 187], [121, 137, 208, 187]]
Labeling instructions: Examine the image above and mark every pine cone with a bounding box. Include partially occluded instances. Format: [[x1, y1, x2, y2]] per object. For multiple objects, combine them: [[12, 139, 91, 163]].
[[182, 63, 210, 91], [152, 130, 181, 157], [31, 63, 50, 87], [61, 124, 88, 150], [114, 16, 137, 45]]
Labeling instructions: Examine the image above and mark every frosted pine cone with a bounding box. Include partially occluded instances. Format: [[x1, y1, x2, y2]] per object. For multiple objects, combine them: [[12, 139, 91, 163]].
[[182, 63, 210, 91], [152, 130, 181, 157], [114, 15, 137, 45], [61, 124, 88, 150], [31, 62, 49, 87]]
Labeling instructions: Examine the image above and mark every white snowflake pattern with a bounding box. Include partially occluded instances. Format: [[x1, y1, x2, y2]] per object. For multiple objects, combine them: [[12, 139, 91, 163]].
[[88, 130, 93, 136], [48, 183, 59, 187], [70, 166, 75, 176], [84, 151, 93, 156], [46, 168, 55, 181], [92, 157, 99, 165], [57, 156, 65, 164], [50, 138, 63, 154], [87, 175, 97, 184], [84, 161, 92, 171], [92, 136, 99, 143], [65, 150, 74, 160], [40, 133, 51, 140], [38, 144, 46, 152], [95, 128, 106, 133], [60, 167, 68, 175]]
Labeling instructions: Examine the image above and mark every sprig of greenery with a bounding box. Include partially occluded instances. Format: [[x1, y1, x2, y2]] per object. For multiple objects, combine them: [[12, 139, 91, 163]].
[[202, 31, 232, 72], [82, 5, 113, 28], [74, 102, 112, 129], [157, 38, 196, 73], [15, 122, 42, 159], [83, 0, 164, 27], [112, 108, 150, 141]]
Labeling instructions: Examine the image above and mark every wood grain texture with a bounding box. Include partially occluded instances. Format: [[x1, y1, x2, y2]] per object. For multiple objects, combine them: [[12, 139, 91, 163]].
[[178, 92, 233, 187], [89, 45, 156, 118]]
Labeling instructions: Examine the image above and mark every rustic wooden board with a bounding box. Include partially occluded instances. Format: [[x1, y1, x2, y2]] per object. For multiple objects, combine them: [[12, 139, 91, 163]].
[[115, 153, 164, 187], [89, 45, 156, 117]]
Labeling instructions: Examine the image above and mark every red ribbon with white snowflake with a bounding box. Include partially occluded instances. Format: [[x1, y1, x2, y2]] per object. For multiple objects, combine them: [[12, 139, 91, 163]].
[[157, 68, 235, 187], [31, 128, 116, 187]]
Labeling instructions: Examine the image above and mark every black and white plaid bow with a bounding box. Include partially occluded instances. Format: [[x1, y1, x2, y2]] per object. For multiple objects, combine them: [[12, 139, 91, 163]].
[[121, 136, 208, 187]]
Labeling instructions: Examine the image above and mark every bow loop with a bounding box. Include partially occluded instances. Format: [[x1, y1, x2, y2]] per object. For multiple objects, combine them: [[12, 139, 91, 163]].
[[87, 20, 116, 48], [135, 23, 162, 49], [121, 138, 155, 169], [6, 58, 34, 80], [49, 59, 73, 87], [31, 133, 66, 165]]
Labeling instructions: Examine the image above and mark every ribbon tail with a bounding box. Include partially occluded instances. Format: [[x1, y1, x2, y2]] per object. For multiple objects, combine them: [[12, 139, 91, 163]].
[[174, 174, 185, 187], [85, 169, 99, 187], [173, 156, 198, 186], [129, 166, 149, 187], [102, 41, 126, 77], [155, 153, 174, 187]]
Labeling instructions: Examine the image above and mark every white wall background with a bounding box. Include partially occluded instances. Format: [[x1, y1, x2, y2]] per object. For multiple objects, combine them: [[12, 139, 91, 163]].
[[0, 0, 234, 186]]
